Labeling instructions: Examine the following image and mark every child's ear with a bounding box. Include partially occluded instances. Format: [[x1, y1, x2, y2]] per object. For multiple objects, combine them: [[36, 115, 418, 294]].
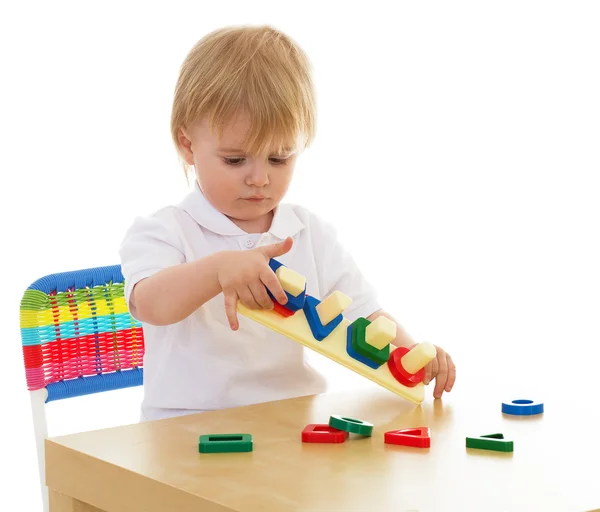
[[177, 127, 195, 165]]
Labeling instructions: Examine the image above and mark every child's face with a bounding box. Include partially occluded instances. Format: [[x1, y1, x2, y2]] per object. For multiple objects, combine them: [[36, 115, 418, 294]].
[[179, 112, 297, 228]]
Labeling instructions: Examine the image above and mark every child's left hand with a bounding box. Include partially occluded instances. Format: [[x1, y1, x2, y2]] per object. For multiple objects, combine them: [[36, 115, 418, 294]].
[[365, 311, 456, 398], [421, 344, 456, 398]]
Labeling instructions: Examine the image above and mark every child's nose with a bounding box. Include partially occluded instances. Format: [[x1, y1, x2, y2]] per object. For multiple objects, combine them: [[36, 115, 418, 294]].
[[246, 164, 269, 187]]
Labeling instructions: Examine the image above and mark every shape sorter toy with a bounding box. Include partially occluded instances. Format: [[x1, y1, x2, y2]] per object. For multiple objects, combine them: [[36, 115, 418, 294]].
[[237, 259, 437, 405]]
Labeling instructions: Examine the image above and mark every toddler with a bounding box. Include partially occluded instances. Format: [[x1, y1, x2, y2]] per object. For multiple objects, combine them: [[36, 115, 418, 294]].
[[119, 25, 456, 421]]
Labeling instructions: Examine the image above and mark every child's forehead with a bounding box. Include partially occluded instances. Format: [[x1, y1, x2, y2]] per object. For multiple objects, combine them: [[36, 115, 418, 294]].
[[194, 111, 299, 154], [214, 125, 297, 155], [216, 143, 296, 155]]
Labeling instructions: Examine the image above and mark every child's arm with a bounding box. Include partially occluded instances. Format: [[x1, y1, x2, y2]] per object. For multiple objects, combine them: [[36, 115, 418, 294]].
[[132, 238, 293, 328], [367, 310, 456, 398]]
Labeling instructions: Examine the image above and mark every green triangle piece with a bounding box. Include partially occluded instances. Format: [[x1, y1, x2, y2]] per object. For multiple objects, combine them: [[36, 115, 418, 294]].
[[466, 433, 513, 452]]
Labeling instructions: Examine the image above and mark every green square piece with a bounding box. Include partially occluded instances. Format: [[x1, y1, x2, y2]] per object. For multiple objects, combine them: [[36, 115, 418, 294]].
[[351, 318, 390, 365], [199, 434, 253, 453], [466, 433, 513, 452]]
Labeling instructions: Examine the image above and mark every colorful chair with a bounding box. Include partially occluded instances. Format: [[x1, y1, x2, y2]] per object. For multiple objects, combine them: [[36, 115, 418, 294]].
[[20, 265, 145, 511]]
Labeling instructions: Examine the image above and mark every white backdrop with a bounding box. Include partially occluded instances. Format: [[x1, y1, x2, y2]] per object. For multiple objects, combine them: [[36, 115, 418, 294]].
[[1, 2, 599, 510]]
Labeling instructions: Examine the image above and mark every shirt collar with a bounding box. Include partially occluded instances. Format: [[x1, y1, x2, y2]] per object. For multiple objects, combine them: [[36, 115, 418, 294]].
[[180, 180, 305, 239]]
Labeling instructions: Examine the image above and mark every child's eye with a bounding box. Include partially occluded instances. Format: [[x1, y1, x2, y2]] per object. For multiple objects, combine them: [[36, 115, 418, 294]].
[[223, 157, 245, 166], [269, 157, 288, 165]]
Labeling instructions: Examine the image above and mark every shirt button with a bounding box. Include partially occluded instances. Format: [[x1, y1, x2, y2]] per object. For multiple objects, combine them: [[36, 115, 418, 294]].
[[244, 239, 254, 249]]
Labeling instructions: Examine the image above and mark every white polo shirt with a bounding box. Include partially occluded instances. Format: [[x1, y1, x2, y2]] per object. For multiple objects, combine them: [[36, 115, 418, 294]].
[[119, 181, 381, 421]]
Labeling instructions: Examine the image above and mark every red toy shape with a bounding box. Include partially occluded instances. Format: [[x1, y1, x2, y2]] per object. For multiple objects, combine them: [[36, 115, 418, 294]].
[[385, 427, 430, 448], [302, 424, 349, 443], [272, 301, 295, 318], [387, 346, 425, 387]]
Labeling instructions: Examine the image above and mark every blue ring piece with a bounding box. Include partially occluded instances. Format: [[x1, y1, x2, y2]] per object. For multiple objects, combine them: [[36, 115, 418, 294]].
[[502, 399, 544, 415], [346, 325, 381, 369], [303, 295, 343, 341]]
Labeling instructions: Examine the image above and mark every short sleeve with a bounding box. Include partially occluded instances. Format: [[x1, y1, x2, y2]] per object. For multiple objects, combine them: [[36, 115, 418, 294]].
[[310, 213, 381, 322], [119, 208, 186, 319]]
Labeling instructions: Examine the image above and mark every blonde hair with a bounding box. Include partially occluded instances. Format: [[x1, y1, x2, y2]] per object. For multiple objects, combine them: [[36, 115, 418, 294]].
[[170, 25, 317, 174]]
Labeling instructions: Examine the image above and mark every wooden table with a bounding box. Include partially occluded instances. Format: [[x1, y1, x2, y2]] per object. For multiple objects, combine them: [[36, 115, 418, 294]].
[[46, 378, 600, 511]]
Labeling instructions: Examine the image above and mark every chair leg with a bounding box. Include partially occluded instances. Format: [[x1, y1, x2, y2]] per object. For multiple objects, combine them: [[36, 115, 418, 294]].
[[30, 389, 49, 512]]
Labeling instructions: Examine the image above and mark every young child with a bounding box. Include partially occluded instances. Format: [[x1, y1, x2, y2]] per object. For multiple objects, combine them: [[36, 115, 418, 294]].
[[119, 25, 456, 421]]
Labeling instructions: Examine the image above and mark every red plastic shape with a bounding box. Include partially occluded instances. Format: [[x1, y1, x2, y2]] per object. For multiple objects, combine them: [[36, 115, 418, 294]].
[[387, 346, 425, 387], [302, 424, 349, 443], [272, 301, 295, 318], [384, 427, 431, 448]]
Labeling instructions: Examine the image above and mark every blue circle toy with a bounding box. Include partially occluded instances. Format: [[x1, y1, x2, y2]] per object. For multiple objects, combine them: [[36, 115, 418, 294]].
[[502, 399, 544, 416]]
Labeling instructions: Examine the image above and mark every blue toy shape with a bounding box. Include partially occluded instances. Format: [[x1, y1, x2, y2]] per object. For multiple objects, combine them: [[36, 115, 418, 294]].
[[303, 295, 343, 341], [502, 399, 544, 416], [267, 259, 306, 312]]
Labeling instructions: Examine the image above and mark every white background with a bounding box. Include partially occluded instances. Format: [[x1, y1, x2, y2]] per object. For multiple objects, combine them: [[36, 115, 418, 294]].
[[1, 1, 599, 510]]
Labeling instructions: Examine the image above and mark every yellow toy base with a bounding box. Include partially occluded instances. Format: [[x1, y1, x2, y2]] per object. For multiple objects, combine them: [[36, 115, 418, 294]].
[[237, 303, 425, 405]]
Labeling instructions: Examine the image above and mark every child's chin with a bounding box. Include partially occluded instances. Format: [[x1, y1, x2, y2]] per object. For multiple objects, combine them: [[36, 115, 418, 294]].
[[230, 204, 270, 220]]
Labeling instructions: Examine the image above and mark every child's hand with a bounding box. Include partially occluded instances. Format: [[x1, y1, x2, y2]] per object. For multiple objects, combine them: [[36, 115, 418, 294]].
[[217, 237, 294, 330], [422, 344, 456, 398]]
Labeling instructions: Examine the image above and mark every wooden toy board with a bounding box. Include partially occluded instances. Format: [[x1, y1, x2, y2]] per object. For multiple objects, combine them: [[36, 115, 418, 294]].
[[237, 302, 425, 404]]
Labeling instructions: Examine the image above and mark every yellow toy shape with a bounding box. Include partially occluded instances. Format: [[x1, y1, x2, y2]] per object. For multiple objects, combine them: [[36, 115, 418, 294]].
[[316, 291, 353, 325], [365, 316, 397, 350], [275, 266, 306, 297]]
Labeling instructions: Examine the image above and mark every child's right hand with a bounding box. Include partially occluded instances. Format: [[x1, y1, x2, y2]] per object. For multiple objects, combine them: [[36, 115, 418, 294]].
[[216, 236, 294, 330]]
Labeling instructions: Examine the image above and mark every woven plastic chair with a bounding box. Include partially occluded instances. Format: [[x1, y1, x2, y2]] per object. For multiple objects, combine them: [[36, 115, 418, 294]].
[[20, 264, 145, 511]]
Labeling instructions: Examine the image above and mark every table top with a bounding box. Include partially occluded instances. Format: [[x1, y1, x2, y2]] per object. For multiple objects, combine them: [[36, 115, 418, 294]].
[[46, 373, 600, 512]]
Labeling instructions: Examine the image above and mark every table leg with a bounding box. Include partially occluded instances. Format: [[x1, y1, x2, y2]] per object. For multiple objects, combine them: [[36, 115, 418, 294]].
[[49, 489, 106, 512]]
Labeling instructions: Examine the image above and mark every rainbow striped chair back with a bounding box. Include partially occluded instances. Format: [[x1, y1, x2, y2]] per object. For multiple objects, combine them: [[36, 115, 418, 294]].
[[20, 264, 145, 512]]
